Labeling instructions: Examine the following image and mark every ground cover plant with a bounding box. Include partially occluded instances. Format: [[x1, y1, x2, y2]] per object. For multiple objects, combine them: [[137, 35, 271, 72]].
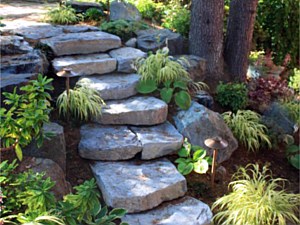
[[0, 75, 53, 161], [212, 164, 300, 225], [45, 5, 81, 25]]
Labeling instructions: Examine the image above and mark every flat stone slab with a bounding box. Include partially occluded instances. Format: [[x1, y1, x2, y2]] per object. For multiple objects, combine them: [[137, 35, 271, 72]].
[[1, 35, 33, 55], [91, 158, 187, 213], [122, 197, 212, 225], [78, 124, 142, 160], [109, 47, 146, 73], [95, 96, 168, 125], [130, 122, 183, 160], [40, 31, 121, 56], [52, 54, 116, 76], [0, 73, 37, 90], [77, 73, 139, 100]]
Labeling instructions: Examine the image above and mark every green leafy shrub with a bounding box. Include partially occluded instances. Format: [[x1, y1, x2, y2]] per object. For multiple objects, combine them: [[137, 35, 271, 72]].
[[100, 19, 149, 42], [288, 68, 300, 94], [216, 82, 248, 112], [46, 5, 81, 25], [0, 74, 53, 161], [135, 47, 207, 110], [286, 144, 300, 170], [56, 85, 105, 122], [248, 77, 294, 112], [162, 5, 190, 37], [175, 138, 212, 175], [281, 100, 300, 126], [212, 164, 300, 225], [84, 7, 105, 21], [222, 110, 271, 152]]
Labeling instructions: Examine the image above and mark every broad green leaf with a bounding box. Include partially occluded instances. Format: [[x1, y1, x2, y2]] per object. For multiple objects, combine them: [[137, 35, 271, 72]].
[[175, 158, 187, 164], [193, 149, 206, 161], [160, 87, 173, 103], [15, 143, 23, 161], [193, 160, 209, 174], [286, 145, 300, 154], [289, 155, 300, 169], [173, 80, 188, 90], [178, 147, 189, 157], [178, 162, 193, 175], [174, 90, 191, 110], [136, 79, 157, 94], [109, 208, 127, 217]]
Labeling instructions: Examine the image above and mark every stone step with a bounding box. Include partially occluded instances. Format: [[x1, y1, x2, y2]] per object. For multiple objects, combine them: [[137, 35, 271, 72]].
[[78, 122, 183, 161], [52, 54, 116, 77], [40, 31, 121, 56], [130, 121, 183, 160], [108, 47, 146, 73], [95, 96, 168, 126], [90, 158, 187, 213], [78, 124, 142, 161], [122, 197, 212, 225], [77, 73, 140, 100]]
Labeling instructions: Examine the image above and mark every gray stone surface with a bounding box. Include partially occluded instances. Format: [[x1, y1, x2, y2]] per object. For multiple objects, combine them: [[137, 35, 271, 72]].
[[52, 53, 116, 76], [77, 73, 139, 100], [173, 102, 238, 163], [40, 31, 121, 56], [122, 197, 212, 225], [109, 47, 146, 73], [67, 1, 104, 13], [90, 158, 187, 213], [59, 25, 100, 33], [95, 96, 168, 125], [1, 35, 33, 55], [24, 122, 67, 172], [194, 90, 214, 109], [130, 122, 183, 160], [18, 157, 71, 200], [1, 50, 48, 76], [79, 124, 142, 161], [110, 1, 141, 21], [0, 73, 37, 89], [125, 37, 137, 48], [137, 29, 185, 55]]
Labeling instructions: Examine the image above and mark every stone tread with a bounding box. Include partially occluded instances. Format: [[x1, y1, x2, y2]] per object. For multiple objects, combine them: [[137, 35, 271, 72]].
[[122, 196, 212, 225], [90, 158, 187, 213], [77, 73, 140, 100], [95, 96, 168, 126], [52, 53, 116, 77]]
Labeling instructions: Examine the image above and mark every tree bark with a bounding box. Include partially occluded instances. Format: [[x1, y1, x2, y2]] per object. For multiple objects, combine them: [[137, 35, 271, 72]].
[[189, 0, 224, 87], [225, 0, 259, 82]]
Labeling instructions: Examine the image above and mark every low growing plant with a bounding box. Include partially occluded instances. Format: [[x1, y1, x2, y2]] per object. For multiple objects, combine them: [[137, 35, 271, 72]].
[[222, 110, 271, 152], [45, 5, 81, 25], [212, 164, 300, 225], [0, 74, 53, 161], [286, 144, 300, 170], [100, 19, 149, 42], [216, 82, 248, 112], [56, 85, 105, 122], [84, 7, 105, 21], [175, 138, 212, 175], [288, 68, 300, 94], [281, 100, 300, 126]]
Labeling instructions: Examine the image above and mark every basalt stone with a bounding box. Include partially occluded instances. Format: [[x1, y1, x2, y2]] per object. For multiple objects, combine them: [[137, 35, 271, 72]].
[[79, 124, 142, 161], [173, 102, 238, 163], [95, 96, 168, 125], [77, 73, 139, 100], [90, 158, 187, 213], [52, 53, 116, 76], [122, 197, 212, 225], [109, 47, 146, 73], [40, 31, 121, 56], [130, 121, 183, 160]]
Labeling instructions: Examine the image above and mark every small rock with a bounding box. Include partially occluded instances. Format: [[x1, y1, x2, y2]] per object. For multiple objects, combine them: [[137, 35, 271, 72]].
[[125, 37, 137, 48]]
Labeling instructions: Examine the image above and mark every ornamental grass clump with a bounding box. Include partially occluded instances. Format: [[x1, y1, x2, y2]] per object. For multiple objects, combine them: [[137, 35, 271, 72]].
[[212, 164, 300, 225], [222, 110, 271, 152], [56, 85, 105, 122]]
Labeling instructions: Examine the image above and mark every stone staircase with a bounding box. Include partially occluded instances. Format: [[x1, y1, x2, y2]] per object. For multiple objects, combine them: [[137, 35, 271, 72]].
[[7, 25, 212, 225]]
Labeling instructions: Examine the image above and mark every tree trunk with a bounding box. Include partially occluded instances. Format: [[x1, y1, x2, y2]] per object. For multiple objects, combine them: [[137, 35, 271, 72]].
[[189, 0, 224, 88], [225, 0, 259, 82]]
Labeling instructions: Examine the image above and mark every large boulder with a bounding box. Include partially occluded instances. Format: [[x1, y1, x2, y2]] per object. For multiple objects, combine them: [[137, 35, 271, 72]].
[[136, 29, 186, 55], [24, 122, 67, 172], [173, 102, 238, 163], [110, 1, 141, 21], [18, 157, 71, 200]]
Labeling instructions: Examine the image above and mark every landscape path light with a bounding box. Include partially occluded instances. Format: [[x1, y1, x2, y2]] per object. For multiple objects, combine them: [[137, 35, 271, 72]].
[[204, 136, 228, 188]]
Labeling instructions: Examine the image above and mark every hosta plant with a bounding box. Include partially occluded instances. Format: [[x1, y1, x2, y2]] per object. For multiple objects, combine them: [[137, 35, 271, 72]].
[[212, 164, 300, 225], [56, 85, 105, 122], [286, 144, 300, 170], [222, 110, 271, 152], [175, 138, 212, 175], [0, 74, 53, 160]]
